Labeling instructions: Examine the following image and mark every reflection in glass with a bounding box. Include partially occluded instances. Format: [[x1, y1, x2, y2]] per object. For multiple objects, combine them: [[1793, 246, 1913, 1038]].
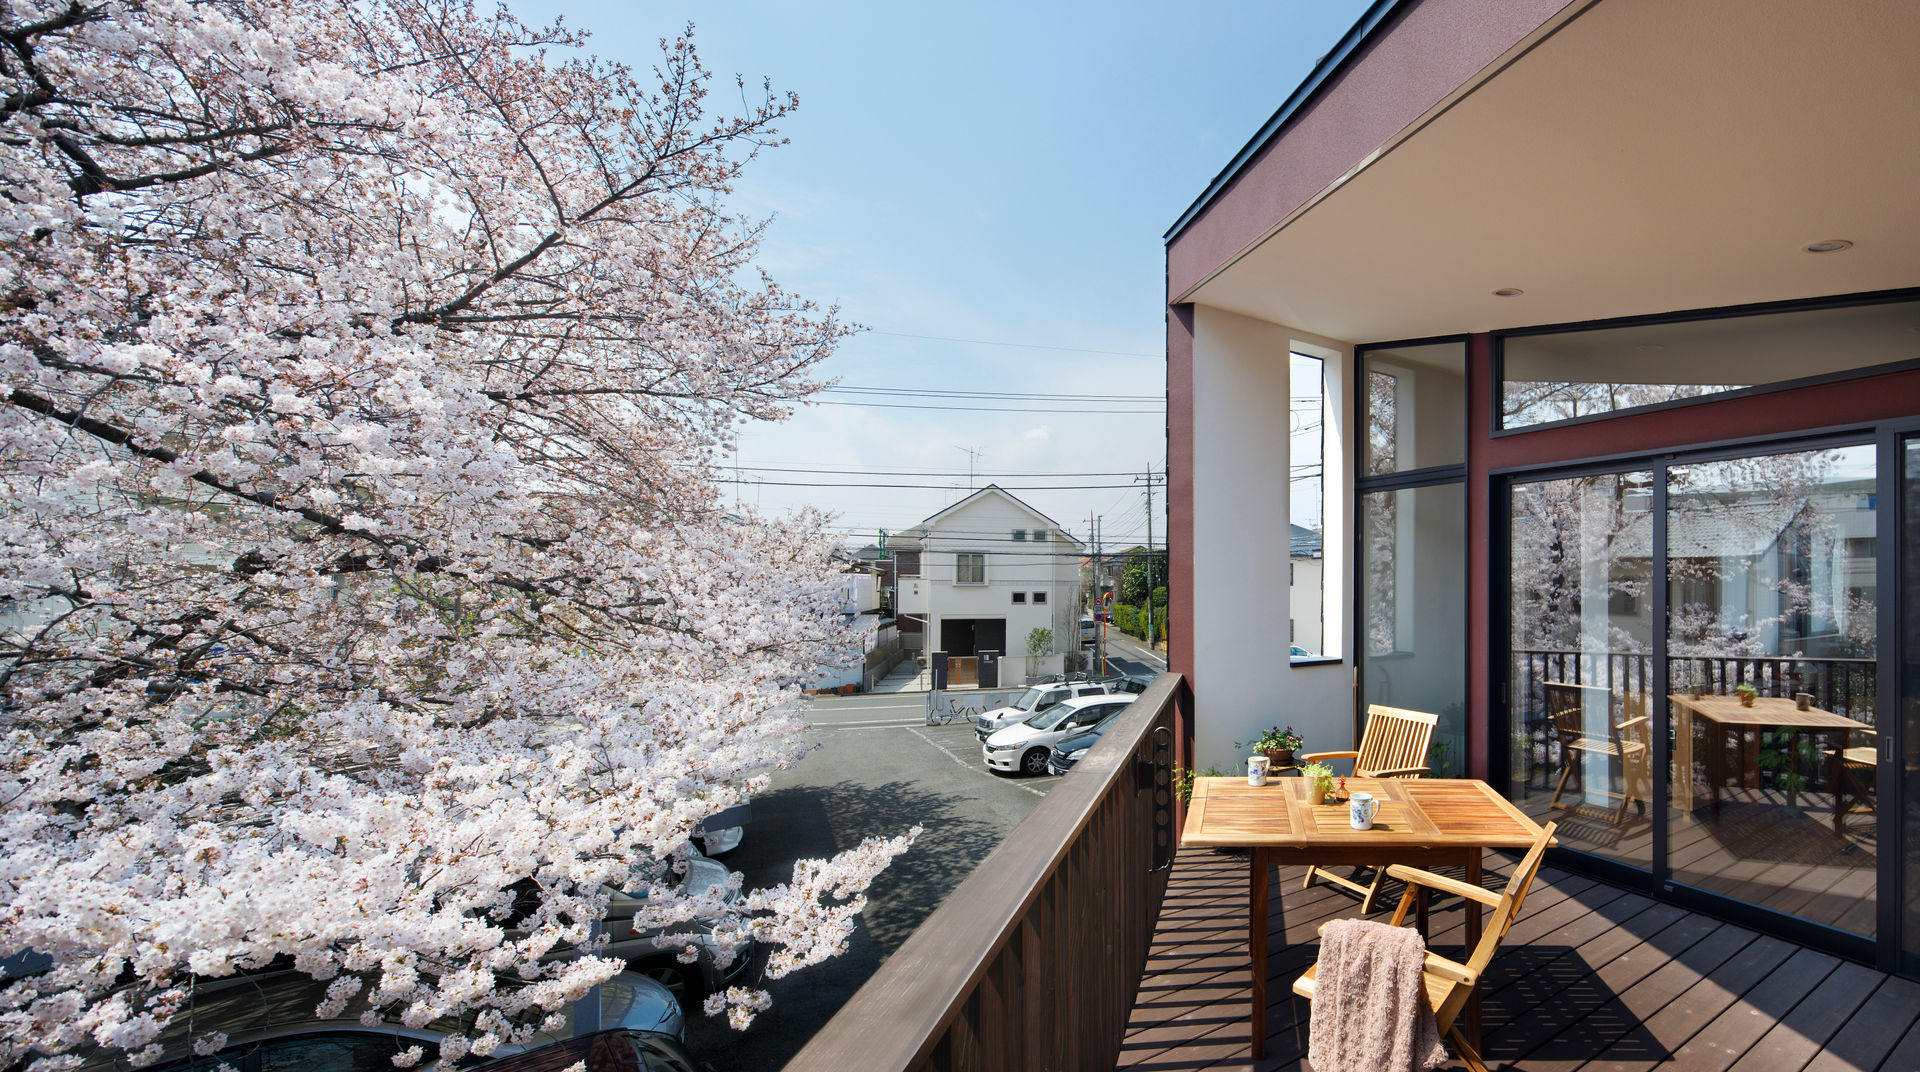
[[1507, 470, 1655, 869], [1360, 484, 1465, 775], [1500, 300, 1920, 429], [1902, 439, 1918, 964], [1666, 445, 1876, 936], [1362, 342, 1466, 475]]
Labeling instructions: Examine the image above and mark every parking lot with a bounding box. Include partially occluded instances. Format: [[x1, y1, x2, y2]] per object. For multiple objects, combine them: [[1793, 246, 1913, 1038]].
[[681, 693, 1054, 1069]]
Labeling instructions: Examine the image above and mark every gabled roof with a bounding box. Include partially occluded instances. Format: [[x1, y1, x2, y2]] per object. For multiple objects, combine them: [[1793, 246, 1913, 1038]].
[[1289, 524, 1323, 558], [909, 484, 1085, 546]]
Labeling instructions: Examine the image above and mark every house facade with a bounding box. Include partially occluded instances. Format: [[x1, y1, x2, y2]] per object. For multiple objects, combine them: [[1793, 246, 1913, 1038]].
[[1287, 523, 1324, 655], [892, 486, 1084, 679], [1167, 0, 1920, 977]]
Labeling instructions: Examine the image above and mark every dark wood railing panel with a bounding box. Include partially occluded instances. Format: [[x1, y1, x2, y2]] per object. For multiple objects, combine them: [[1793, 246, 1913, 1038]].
[[782, 673, 1183, 1072]]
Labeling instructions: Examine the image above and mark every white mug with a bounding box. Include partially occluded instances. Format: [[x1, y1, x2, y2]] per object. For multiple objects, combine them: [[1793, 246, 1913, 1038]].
[[1247, 755, 1271, 786], [1349, 792, 1378, 830]]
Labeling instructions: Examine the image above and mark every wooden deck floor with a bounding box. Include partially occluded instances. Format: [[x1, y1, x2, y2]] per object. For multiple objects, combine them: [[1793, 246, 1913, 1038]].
[[1118, 848, 1920, 1072]]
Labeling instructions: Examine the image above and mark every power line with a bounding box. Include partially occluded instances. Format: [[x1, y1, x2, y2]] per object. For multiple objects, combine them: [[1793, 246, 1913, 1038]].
[[807, 399, 1161, 414], [722, 464, 1168, 478], [824, 385, 1158, 402], [714, 478, 1153, 490], [865, 330, 1158, 358]]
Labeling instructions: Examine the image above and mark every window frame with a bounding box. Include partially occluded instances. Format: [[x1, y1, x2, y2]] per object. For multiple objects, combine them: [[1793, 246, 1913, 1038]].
[[954, 552, 986, 585], [1491, 286, 1920, 438]]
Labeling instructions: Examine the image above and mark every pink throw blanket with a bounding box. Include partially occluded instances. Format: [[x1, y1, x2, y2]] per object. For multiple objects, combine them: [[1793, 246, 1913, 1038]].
[[1308, 918, 1447, 1072]]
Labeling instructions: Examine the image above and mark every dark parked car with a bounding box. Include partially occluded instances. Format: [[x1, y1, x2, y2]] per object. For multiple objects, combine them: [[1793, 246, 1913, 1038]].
[[72, 970, 696, 1072], [1045, 719, 1119, 775], [510, 846, 754, 1009]]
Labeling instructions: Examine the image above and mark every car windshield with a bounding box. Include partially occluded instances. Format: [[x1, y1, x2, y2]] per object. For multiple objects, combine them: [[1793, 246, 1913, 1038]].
[[1012, 688, 1045, 711], [1023, 704, 1085, 730]]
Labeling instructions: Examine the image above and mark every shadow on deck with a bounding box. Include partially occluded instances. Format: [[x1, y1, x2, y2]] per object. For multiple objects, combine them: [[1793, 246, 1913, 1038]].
[[1119, 848, 1920, 1072]]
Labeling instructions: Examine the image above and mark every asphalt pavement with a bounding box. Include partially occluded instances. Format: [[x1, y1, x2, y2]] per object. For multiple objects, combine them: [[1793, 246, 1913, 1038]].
[[681, 690, 1052, 1069]]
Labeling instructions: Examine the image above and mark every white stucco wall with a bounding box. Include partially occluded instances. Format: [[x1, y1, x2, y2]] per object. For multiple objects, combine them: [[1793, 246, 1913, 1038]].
[[1190, 306, 1355, 771]]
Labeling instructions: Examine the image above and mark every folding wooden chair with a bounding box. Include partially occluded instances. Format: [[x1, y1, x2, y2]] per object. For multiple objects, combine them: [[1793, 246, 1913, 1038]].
[[1293, 822, 1558, 1072], [1547, 681, 1648, 822], [1300, 704, 1438, 911], [1824, 728, 1876, 831]]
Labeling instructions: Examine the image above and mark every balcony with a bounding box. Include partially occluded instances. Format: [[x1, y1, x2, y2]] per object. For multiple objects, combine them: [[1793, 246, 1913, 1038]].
[[782, 674, 1917, 1072]]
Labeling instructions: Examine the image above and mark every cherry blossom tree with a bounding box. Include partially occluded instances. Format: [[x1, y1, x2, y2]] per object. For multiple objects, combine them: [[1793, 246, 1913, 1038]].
[[0, 1, 914, 1066]]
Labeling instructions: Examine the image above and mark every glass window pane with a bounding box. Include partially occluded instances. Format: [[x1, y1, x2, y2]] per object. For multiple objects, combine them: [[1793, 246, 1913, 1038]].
[[1360, 483, 1465, 775], [1501, 300, 1920, 430], [1507, 469, 1656, 870], [1666, 444, 1876, 936], [1904, 437, 1919, 965], [1291, 353, 1328, 659], [1362, 342, 1466, 474]]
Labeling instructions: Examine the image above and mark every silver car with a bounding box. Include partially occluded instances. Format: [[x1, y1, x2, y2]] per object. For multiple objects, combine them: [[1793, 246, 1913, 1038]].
[[974, 681, 1112, 740], [72, 969, 695, 1071]]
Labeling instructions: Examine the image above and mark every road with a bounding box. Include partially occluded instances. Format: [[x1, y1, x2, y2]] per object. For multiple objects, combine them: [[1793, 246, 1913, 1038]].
[[681, 690, 1053, 1069], [1097, 627, 1169, 679]]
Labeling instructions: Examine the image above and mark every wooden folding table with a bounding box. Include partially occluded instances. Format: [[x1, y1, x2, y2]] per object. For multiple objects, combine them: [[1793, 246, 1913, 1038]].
[[1667, 693, 1871, 833], [1180, 776, 1553, 1060]]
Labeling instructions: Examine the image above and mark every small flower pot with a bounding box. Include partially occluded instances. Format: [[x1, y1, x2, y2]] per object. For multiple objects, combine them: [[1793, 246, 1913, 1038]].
[[1307, 782, 1330, 805], [1264, 748, 1295, 770], [1737, 692, 1755, 708]]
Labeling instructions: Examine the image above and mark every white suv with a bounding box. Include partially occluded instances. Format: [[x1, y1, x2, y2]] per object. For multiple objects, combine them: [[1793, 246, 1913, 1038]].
[[982, 693, 1137, 775], [976, 681, 1112, 740]]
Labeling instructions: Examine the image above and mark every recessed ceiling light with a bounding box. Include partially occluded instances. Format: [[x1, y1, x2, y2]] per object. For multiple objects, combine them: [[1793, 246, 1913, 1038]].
[[1804, 240, 1853, 253], [1492, 287, 1524, 297], [1635, 343, 1664, 352]]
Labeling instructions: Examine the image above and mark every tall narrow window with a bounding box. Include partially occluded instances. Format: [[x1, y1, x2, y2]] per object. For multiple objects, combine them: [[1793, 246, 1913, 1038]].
[[1355, 339, 1467, 771], [1290, 352, 1326, 661]]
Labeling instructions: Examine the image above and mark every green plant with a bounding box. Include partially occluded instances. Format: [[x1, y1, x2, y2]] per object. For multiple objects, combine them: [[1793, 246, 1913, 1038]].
[[1300, 760, 1335, 789], [1236, 725, 1303, 753], [1174, 766, 1196, 803], [1025, 626, 1052, 680], [1174, 765, 1229, 804], [1758, 730, 1816, 802], [1733, 682, 1758, 699]]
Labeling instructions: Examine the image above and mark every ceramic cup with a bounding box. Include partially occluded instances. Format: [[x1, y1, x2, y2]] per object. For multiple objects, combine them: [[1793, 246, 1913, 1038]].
[[1796, 692, 1813, 711], [1246, 755, 1271, 787], [1349, 791, 1378, 830]]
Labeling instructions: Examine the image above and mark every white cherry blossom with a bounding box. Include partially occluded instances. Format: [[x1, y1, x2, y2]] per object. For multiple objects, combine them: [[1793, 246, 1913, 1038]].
[[0, 1, 913, 1066]]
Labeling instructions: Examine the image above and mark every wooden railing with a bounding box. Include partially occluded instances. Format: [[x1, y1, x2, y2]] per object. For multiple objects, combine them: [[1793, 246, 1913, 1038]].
[[782, 673, 1182, 1072]]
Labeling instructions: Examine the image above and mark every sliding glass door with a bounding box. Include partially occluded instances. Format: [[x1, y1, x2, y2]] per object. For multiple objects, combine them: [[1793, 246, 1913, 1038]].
[[1506, 468, 1656, 871], [1665, 445, 1877, 936], [1505, 441, 1884, 945]]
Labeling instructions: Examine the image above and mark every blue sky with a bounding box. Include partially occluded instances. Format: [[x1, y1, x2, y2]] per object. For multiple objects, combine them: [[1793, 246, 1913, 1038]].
[[511, 1, 1373, 548]]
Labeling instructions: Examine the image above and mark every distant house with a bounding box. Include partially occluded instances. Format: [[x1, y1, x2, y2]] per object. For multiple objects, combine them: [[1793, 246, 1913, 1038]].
[[808, 553, 896, 692], [1288, 524, 1323, 655], [891, 485, 1084, 678]]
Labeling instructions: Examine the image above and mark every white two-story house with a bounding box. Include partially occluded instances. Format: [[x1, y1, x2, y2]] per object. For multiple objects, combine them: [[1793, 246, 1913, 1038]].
[[890, 486, 1083, 680]]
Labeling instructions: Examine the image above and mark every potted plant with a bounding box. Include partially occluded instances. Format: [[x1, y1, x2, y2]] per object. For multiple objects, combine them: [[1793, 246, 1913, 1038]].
[[1734, 682, 1758, 708], [1237, 725, 1304, 770], [1300, 760, 1336, 805]]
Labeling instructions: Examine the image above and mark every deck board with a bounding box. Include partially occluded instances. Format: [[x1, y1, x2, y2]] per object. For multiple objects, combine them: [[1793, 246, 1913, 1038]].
[[1117, 848, 1919, 1072]]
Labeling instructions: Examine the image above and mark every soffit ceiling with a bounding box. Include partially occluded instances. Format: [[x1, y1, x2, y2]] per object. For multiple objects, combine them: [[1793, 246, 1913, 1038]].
[[1185, 0, 1920, 344]]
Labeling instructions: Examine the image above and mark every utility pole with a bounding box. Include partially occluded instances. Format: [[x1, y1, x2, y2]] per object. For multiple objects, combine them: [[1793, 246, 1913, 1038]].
[[1094, 514, 1106, 676], [1141, 466, 1155, 652]]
